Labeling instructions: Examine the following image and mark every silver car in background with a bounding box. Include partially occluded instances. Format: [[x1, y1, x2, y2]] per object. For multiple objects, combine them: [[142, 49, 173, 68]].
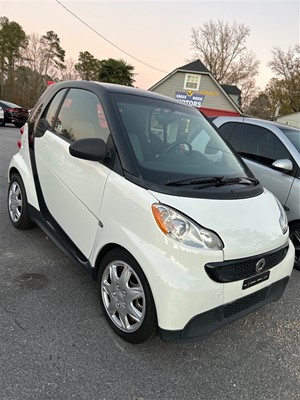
[[213, 116, 300, 271]]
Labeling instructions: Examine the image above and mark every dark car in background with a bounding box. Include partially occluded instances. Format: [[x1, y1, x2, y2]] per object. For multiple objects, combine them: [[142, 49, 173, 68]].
[[0, 100, 29, 128]]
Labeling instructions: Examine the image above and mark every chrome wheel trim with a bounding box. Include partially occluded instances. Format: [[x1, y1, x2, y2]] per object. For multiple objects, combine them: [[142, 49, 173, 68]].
[[290, 228, 300, 267], [101, 260, 146, 333], [8, 182, 23, 223]]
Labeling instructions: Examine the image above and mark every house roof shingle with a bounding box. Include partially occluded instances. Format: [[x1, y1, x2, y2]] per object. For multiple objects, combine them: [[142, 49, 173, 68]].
[[177, 59, 210, 73], [221, 84, 241, 95]]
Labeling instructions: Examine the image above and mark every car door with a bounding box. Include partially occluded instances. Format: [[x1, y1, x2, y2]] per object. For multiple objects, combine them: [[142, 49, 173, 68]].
[[34, 88, 112, 257], [218, 122, 295, 206]]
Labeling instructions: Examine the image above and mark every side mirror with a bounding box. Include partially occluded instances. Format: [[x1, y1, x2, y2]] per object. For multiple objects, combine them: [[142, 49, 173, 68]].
[[272, 159, 293, 173], [69, 138, 107, 161]]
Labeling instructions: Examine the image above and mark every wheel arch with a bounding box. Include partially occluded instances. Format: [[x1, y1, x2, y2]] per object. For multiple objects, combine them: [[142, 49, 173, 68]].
[[95, 243, 158, 343], [8, 153, 39, 211], [92, 243, 131, 280], [8, 166, 21, 182], [92, 241, 159, 315]]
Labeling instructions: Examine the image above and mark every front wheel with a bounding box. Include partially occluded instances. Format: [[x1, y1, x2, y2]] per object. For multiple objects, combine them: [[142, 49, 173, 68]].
[[98, 249, 157, 343], [8, 174, 35, 230], [290, 222, 300, 271]]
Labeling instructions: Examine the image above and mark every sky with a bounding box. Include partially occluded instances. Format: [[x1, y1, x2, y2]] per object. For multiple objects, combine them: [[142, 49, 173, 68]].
[[1, 0, 299, 91]]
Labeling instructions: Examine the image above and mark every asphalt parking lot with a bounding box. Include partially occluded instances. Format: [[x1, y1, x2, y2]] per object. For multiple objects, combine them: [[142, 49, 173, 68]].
[[0, 126, 299, 400]]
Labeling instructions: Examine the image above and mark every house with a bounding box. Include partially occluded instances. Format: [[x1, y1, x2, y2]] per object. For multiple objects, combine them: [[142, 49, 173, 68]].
[[276, 112, 300, 128], [149, 60, 242, 117]]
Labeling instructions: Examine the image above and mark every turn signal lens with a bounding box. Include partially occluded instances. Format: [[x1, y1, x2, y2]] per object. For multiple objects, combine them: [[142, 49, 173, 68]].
[[152, 204, 223, 250]]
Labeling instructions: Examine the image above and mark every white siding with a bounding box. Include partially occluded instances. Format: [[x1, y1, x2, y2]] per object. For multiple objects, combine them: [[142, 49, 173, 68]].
[[276, 113, 300, 128]]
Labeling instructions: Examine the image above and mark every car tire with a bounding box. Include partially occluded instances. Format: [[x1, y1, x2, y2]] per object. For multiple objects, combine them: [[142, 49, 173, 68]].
[[14, 123, 24, 128], [98, 248, 157, 343], [0, 120, 5, 127], [8, 174, 35, 230], [290, 222, 300, 271]]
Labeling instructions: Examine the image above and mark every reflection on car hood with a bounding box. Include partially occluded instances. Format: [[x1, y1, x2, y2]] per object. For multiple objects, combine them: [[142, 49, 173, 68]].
[[149, 189, 286, 260]]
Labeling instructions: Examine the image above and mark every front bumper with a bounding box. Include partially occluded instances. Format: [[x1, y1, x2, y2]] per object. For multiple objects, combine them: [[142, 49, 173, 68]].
[[159, 276, 289, 342]]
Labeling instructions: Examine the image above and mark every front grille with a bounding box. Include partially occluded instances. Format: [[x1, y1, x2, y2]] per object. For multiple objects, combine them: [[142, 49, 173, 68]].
[[205, 244, 288, 283]]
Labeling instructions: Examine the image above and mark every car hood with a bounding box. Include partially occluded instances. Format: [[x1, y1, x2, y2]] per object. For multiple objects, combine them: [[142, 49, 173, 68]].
[[149, 189, 287, 260]]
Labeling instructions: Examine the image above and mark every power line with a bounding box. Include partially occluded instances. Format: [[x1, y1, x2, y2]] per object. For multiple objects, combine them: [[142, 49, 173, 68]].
[[55, 0, 168, 74]]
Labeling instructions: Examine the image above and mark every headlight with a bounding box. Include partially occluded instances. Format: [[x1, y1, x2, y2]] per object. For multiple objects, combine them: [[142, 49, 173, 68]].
[[151, 204, 223, 250], [275, 198, 289, 235]]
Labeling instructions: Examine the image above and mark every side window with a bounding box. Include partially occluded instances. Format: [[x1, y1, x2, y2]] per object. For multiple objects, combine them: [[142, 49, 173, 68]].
[[217, 122, 241, 151], [44, 89, 67, 129], [240, 124, 290, 166], [54, 89, 110, 143]]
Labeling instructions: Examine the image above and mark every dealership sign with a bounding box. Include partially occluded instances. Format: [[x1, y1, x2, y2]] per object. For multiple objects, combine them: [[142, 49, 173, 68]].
[[175, 91, 205, 107]]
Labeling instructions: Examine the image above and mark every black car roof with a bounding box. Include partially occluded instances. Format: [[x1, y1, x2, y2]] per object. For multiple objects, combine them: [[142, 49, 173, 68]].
[[49, 80, 184, 106]]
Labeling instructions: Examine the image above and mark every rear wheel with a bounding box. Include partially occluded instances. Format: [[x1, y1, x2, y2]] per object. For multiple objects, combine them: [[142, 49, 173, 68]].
[[14, 123, 24, 128], [8, 174, 35, 230], [98, 249, 157, 343], [290, 222, 300, 271], [0, 120, 5, 127]]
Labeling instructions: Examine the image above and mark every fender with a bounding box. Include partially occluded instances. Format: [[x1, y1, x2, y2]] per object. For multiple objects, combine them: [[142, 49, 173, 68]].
[[8, 152, 40, 212]]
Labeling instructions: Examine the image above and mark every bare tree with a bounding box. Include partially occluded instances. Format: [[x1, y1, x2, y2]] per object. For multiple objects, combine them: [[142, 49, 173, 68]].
[[190, 20, 260, 109], [268, 44, 300, 80], [58, 57, 80, 81], [20, 33, 50, 99], [239, 79, 260, 112], [267, 44, 300, 113], [191, 20, 260, 82], [21, 33, 45, 75], [20, 33, 60, 102]]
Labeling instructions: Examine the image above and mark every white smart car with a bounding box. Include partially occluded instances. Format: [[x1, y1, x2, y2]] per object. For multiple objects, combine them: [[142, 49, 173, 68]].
[[7, 82, 294, 343]]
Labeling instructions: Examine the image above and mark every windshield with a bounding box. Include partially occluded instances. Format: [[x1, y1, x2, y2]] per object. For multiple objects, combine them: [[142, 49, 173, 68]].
[[281, 127, 300, 153], [113, 93, 250, 185]]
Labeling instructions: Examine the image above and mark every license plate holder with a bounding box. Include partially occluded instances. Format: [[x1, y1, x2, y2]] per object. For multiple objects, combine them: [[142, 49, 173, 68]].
[[242, 271, 270, 290]]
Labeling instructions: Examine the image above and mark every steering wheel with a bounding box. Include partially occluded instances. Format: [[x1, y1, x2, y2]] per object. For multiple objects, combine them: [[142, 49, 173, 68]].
[[158, 141, 192, 156]]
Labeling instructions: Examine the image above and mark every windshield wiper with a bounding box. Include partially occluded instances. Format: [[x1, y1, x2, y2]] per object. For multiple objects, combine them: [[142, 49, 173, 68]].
[[165, 176, 259, 188], [165, 176, 225, 187]]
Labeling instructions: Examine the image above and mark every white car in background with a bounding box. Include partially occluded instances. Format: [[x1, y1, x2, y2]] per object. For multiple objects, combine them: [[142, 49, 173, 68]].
[[213, 116, 300, 270], [0, 106, 4, 123]]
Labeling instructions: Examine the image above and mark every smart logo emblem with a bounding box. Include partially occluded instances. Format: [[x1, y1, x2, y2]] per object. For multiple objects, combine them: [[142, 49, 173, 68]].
[[255, 258, 266, 273]]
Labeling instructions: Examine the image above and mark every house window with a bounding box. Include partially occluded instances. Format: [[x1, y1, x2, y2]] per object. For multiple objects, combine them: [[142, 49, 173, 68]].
[[184, 74, 201, 91]]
